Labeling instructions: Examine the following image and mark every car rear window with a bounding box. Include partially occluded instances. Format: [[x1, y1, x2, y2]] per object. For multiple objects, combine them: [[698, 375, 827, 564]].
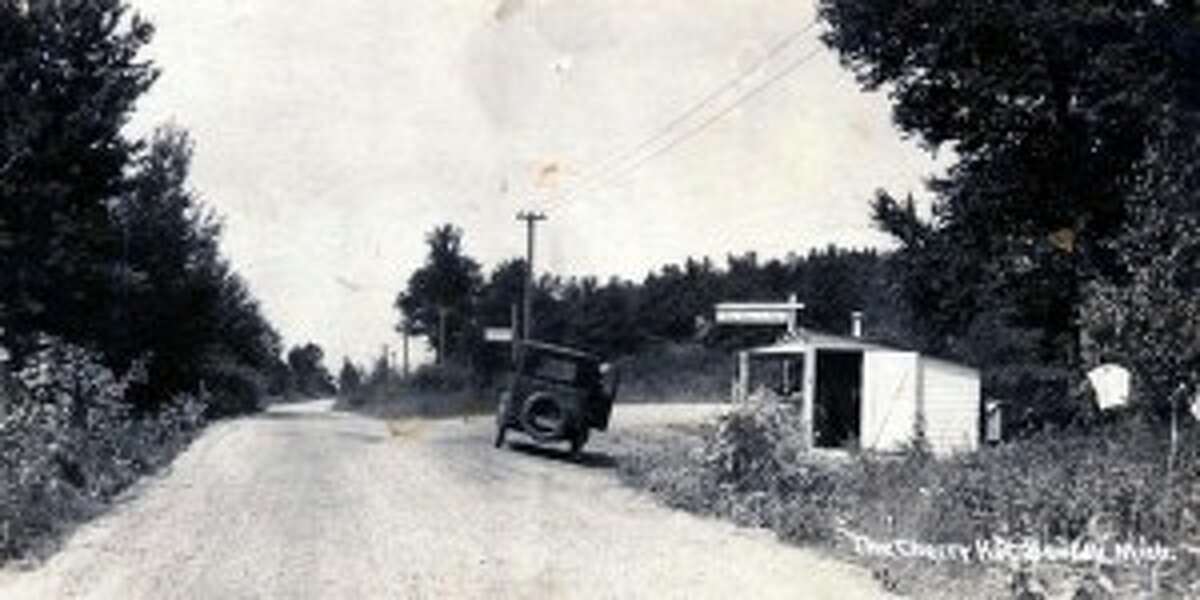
[[529, 355, 579, 384]]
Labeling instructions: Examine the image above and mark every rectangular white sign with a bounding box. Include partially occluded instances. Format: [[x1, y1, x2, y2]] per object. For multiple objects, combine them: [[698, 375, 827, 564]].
[[484, 327, 514, 342], [714, 301, 804, 326], [714, 309, 792, 325]]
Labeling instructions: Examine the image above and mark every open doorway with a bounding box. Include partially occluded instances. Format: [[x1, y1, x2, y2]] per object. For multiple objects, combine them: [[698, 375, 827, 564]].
[[814, 350, 863, 449]]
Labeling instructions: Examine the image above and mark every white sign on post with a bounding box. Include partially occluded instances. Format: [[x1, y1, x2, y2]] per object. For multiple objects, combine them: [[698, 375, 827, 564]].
[[1087, 363, 1131, 410], [715, 309, 790, 325], [714, 300, 805, 332]]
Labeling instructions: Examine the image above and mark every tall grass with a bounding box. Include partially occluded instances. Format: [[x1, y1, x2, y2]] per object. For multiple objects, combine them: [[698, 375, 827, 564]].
[[619, 400, 1200, 597], [617, 342, 731, 403]]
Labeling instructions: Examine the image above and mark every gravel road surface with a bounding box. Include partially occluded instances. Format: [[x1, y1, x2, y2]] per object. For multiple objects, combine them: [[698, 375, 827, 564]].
[[0, 399, 892, 599]]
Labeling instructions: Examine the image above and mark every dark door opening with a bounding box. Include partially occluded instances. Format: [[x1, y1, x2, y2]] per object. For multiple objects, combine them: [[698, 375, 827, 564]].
[[814, 350, 863, 449]]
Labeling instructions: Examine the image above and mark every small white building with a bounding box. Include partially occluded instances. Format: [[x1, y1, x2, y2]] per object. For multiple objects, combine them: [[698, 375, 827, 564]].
[[733, 329, 981, 455]]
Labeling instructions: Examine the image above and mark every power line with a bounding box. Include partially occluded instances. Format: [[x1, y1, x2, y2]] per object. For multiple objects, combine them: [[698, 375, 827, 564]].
[[568, 45, 826, 198], [565, 21, 820, 192]]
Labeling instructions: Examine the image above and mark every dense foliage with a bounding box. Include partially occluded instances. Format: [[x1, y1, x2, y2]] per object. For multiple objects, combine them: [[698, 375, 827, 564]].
[[0, 0, 157, 354], [819, 0, 1200, 422], [394, 225, 483, 365], [286, 343, 336, 398], [1, 337, 207, 560]]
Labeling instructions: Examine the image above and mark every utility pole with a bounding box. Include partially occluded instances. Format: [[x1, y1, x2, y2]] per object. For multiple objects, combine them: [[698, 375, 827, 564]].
[[516, 210, 546, 342], [510, 303, 520, 363], [436, 306, 448, 364], [401, 321, 410, 378]]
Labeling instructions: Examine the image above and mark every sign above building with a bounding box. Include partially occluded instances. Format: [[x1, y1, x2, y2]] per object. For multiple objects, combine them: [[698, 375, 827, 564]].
[[714, 306, 793, 325], [714, 298, 806, 332], [485, 327, 514, 343]]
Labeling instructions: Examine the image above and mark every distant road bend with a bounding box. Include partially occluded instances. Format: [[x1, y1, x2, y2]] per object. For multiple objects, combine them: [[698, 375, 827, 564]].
[[0, 399, 891, 599]]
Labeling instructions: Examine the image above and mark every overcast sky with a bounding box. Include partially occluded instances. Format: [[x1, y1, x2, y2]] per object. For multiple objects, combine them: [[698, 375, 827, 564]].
[[125, 0, 944, 366]]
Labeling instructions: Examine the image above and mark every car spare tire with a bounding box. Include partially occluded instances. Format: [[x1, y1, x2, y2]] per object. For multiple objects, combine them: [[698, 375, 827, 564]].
[[519, 392, 569, 442]]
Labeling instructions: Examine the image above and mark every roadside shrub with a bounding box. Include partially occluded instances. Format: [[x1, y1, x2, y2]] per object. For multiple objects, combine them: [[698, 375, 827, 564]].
[[700, 401, 809, 493], [200, 361, 266, 418], [0, 337, 208, 562], [703, 402, 851, 541], [622, 401, 849, 543]]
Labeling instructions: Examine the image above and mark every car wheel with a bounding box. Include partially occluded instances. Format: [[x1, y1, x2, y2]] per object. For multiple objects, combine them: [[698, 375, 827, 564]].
[[520, 392, 568, 442]]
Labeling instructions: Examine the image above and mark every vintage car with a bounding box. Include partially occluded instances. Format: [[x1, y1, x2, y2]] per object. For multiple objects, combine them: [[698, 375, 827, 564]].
[[493, 340, 619, 456]]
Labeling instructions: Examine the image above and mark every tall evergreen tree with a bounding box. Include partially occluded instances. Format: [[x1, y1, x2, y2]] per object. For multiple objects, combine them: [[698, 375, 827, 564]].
[[338, 358, 363, 396], [0, 0, 157, 356]]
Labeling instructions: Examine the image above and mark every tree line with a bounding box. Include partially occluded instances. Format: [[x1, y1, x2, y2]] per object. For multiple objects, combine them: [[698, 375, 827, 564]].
[[392, 224, 898, 382], [0, 0, 326, 415]]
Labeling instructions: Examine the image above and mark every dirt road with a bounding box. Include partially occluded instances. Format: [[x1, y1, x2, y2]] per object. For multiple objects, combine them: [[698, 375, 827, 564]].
[[0, 399, 892, 599]]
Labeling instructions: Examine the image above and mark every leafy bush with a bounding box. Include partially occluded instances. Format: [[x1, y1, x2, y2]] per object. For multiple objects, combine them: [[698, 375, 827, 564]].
[[700, 401, 809, 493], [199, 359, 266, 418], [0, 337, 207, 562], [622, 401, 849, 542]]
